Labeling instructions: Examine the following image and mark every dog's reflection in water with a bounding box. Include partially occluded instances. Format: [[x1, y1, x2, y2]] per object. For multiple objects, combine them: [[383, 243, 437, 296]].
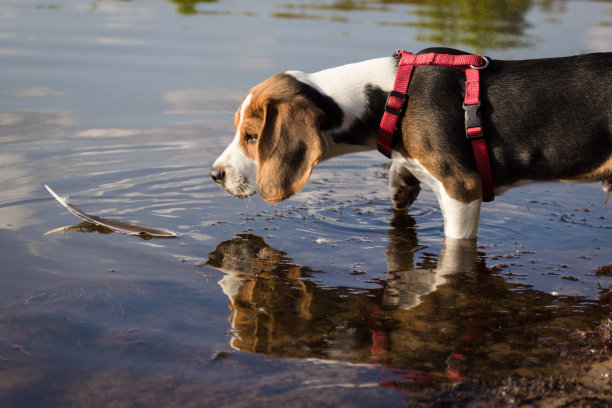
[[207, 234, 316, 356], [206, 221, 612, 385], [382, 212, 476, 309], [205, 213, 478, 363]]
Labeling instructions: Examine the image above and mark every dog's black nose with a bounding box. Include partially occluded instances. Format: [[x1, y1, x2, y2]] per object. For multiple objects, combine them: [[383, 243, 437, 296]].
[[210, 168, 225, 184]]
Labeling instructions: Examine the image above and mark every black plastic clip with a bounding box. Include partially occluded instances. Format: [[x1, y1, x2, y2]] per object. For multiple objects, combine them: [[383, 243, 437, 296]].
[[385, 90, 407, 117], [463, 101, 483, 139]]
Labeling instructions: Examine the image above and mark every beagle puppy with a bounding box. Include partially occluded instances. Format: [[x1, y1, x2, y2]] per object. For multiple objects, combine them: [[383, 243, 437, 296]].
[[211, 47, 612, 239]]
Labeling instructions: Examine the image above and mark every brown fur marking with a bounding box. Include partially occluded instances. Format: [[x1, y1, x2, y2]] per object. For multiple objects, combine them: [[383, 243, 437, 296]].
[[401, 103, 483, 204], [236, 74, 324, 202], [570, 156, 612, 182]]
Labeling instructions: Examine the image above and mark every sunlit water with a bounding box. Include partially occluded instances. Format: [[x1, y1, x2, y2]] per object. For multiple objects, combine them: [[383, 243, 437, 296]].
[[1, 0, 611, 406]]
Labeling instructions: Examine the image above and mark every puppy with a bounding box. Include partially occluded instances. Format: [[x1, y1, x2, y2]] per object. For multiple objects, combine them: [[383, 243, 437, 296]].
[[211, 48, 611, 239]]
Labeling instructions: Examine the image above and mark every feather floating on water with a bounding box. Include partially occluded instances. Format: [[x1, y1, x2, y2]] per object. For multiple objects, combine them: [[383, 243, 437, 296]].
[[45, 185, 177, 239]]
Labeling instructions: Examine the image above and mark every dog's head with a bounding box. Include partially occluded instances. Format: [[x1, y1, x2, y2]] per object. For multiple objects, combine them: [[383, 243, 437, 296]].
[[211, 73, 339, 202]]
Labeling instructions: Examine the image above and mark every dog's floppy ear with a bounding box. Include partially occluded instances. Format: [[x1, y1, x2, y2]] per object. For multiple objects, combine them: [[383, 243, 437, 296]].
[[256, 96, 324, 202]]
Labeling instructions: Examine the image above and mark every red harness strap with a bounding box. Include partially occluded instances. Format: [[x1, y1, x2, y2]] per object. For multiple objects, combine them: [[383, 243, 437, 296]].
[[378, 50, 495, 202]]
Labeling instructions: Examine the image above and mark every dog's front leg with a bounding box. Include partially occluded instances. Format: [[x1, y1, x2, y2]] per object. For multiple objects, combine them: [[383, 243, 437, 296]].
[[389, 158, 421, 210], [437, 191, 481, 240], [395, 154, 481, 239]]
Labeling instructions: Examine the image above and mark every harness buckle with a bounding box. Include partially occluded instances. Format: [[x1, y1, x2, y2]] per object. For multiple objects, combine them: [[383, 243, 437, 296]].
[[463, 101, 483, 139], [470, 55, 490, 70], [385, 90, 407, 117]]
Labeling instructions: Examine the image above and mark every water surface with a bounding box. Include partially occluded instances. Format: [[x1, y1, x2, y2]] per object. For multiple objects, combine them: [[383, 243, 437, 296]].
[[1, 0, 611, 406]]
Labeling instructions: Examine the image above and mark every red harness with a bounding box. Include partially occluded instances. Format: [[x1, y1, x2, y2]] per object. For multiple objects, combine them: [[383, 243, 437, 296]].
[[378, 50, 494, 202]]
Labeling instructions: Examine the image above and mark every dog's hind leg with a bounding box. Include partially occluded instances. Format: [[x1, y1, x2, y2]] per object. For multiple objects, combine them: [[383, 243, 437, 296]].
[[389, 158, 421, 210], [603, 178, 611, 204]]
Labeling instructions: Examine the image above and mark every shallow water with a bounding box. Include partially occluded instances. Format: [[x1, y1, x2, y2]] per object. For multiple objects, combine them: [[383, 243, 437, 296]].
[[1, 0, 611, 406]]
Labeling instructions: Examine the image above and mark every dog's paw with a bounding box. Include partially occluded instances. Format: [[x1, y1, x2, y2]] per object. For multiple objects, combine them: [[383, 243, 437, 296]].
[[392, 183, 421, 210], [389, 159, 421, 210], [390, 174, 421, 210]]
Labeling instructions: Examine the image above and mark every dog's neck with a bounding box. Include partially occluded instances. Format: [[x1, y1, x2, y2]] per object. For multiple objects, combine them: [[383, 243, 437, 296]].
[[286, 57, 398, 160]]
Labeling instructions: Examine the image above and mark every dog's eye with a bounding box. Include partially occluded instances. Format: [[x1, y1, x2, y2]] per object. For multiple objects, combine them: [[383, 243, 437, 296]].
[[244, 133, 258, 144]]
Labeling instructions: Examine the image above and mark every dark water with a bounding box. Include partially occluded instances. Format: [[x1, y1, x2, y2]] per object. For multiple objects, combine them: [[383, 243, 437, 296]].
[[1, 0, 611, 406]]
